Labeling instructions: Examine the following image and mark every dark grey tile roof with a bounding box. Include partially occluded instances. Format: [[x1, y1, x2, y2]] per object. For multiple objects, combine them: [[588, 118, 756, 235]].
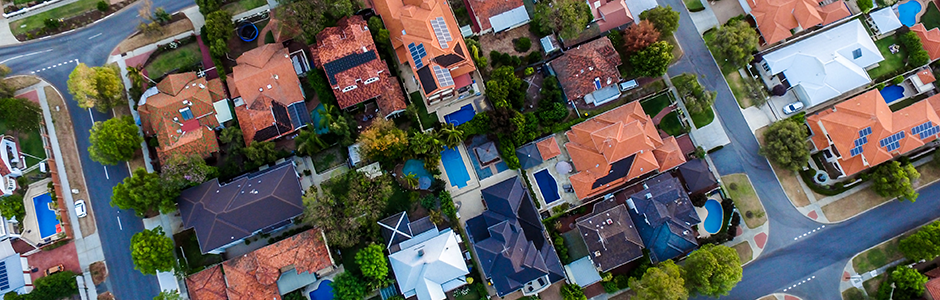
[[516, 143, 543, 169], [677, 159, 718, 194], [379, 212, 438, 252], [624, 173, 700, 262], [576, 202, 644, 272], [178, 162, 304, 253]]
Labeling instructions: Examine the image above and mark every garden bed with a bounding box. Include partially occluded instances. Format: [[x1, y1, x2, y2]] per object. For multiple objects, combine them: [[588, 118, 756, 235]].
[[312, 145, 347, 173], [684, 0, 705, 11], [174, 229, 224, 275], [409, 92, 439, 129], [852, 235, 904, 274]]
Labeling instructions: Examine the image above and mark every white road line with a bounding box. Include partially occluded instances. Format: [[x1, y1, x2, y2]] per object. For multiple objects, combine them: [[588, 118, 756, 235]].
[[103, 166, 109, 179], [0, 49, 52, 64], [87, 33, 102, 39], [116, 216, 123, 230], [87, 108, 95, 122]]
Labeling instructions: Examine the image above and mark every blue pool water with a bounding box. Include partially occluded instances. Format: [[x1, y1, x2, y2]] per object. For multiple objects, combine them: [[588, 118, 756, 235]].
[[441, 147, 472, 188], [444, 104, 475, 126], [533, 170, 560, 204], [880, 85, 905, 103], [310, 104, 330, 134], [703, 199, 724, 234], [403, 159, 432, 189], [899, 0, 922, 27], [32, 193, 60, 239], [311, 280, 333, 300]]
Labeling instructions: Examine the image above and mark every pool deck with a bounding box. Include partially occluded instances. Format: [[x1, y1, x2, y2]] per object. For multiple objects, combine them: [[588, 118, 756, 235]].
[[693, 194, 721, 239], [21, 178, 60, 246], [523, 134, 580, 210], [301, 264, 344, 300]]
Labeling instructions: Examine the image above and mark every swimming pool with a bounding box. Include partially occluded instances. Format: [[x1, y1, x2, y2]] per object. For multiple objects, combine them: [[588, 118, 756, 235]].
[[32, 193, 60, 239], [310, 103, 330, 134], [703, 199, 724, 234], [441, 147, 471, 188], [880, 85, 905, 103], [311, 280, 333, 300], [533, 170, 560, 204], [899, 0, 922, 27], [444, 104, 475, 126], [403, 159, 432, 189]]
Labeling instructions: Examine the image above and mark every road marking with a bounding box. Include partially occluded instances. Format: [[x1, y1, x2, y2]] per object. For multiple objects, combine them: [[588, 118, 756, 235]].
[[87, 33, 102, 39], [116, 216, 123, 230], [0, 49, 52, 64], [33, 59, 78, 73], [782, 275, 815, 292], [103, 166, 109, 179], [793, 225, 825, 241]]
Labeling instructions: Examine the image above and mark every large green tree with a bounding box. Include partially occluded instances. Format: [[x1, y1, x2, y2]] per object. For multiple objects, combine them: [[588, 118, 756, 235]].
[[561, 284, 587, 300], [302, 171, 394, 248], [882, 266, 927, 300], [67, 63, 124, 112], [640, 6, 680, 37], [485, 66, 527, 110], [23, 270, 78, 300], [160, 154, 217, 190], [280, 0, 355, 42], [358, 118, 409, 164], [130, 226, 176, 275], [900, 221, 940, 261], [857, 0, 873, 13], [711, 20, 759, 69], [631, 41, 674, 77], [295, 128, 328, 156], [0, 194, 25, 222], [870, 160, 920, 202], [629, 260, 688, 300], [683, 244, 743, 297], [759, 119, 809, 171], [332, 272, 367, 300], [112, 167, 179, 217], [88, 116, 143, 165], [531, 0, 592, 40], [204, 11, 234, 59], [0, 97, 41, 132], [673, 73, 715, 113], [355, 243, 389, 282], [243, 141, 278, 167], [195, 0, 223, 15]]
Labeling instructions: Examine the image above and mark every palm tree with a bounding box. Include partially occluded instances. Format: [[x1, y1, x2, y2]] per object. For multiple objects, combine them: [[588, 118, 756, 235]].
[[318, 103, 339, 128], [296, 128, 327, 156], [437, 124, 464, 149], [403, 173, 419, 189]]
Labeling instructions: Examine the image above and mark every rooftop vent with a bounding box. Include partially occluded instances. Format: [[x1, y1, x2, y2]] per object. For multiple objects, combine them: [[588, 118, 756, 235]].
[[645, 193, 652, 199], [267, 84, 272, 89], [594, 251, 601, 257], [417, 249, 425, 257], [199, 84, 205, 89]]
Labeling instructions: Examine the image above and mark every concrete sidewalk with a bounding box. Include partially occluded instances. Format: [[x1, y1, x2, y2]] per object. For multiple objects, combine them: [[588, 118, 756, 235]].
[[0, 15, 20, 46]]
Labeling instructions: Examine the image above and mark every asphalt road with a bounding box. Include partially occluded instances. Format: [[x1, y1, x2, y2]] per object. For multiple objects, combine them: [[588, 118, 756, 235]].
[[0, 1, 193, 298]]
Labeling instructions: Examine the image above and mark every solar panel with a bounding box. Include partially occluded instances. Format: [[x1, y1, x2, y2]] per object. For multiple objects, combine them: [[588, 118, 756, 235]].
[[860, 127, 872, 137], [430, 17, 452, 49], [920, 125, 940, 139], [886, 141, 900, 152], [408, 43, 427, 68], [287, 102, 312, 129], [0, 261, 9, 291], [850, 146, 863, 156], [433, 65, 454, 87], [323, 50, 378, 85]]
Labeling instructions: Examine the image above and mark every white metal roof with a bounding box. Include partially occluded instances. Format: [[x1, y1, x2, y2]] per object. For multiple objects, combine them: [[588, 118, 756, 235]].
[[870, 8, 902, 34], [489, 6, 530, 33], [389, 229, 469, 300], [213, 99, 233, 124]]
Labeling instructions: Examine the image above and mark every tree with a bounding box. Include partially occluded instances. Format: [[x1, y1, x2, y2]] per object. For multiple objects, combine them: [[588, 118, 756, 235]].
[[554, 0, 592, 40], [355, 243, 389, 282], [759, 119, 809, 171], [333, 272, 367, 300], [88, 116, 143, 165], [900, 221, 940, 261], [683, 244, 743, 297], [204, 11, 233, 59], [621, 20, 660, 54], [302, 171, 394, 248], [358, 119, 409, 163], [0, 97, 41, 132], [887, 266, 928, 300], [154, 290, 183, 300], [711, 20, 759, 69], [870, 160, 920, 202], [243, 141, 278, 167], [640, 6, 680, 37], [857, 0, 874, 13], [219, 127, 243, 145], [195, 0, 223, 15], [673, 74, 715, 113], [901, 31, 931, 67], [280, 0, 355, 42], [561, 284, 587, 300], [437, 124, 464, 149], [295, 128, 328, 156], [67, 63, 124, 112], [27, 271, 78, 300], [130, 226, 176, 275], [486, 66, 527, 110], [629, 260, 688, 300], [530, 2, 555, 37], [631, 41, 674, 77], [409, 130, 442, 158], [0, 194, 25, 222], [160, 154, 217, 189], [0, 65, 15, 98], [112, 168, 180, 217]]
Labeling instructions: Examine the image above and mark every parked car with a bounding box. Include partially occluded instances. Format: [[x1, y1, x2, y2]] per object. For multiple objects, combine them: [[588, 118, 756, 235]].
[[74, 200, 86, 218], [44, 265, 64, 276], [783, 101, 804, 115]]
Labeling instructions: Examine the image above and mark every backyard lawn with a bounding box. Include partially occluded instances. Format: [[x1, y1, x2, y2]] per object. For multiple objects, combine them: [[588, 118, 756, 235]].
[[410, 92, 439, 129], [867, 35, 907, 80], [684, 0, 705, 11], [0, 117, 45, 167], [640, 92, 673, 115], [658, 111, 687, 136], [175, 229, 224, 275], [222, 0, 268, 15], [924, 2, 940, 30], [10, 0, 98, 36], [144, 43, 202, 80]]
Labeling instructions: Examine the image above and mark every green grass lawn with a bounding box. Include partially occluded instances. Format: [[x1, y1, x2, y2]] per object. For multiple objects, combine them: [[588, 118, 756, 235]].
[[409, 92, 440, 129], [174, 229, 224, 275], [684, 0, 705, 12], [640, 92, 673, 115], [144, 43, 202, 80], [852, 236, 903, 274], [0, 117, 45, 166], [702, 30, 737, 76], [841, 288, 866, 300], [868, 35, 907, 80], [12, 0, 32, 5], [10, 0, 98, 36], [690, 107, 715, 128], [863, 274, 885, 295], [658, 111, 687, 136], [703, 29, 757, 109], [923, 2, 940, 30], [222, 0, 268, 15]]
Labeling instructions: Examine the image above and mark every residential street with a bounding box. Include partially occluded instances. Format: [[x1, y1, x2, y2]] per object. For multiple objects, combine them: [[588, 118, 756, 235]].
[[0, 0, 194, 298]]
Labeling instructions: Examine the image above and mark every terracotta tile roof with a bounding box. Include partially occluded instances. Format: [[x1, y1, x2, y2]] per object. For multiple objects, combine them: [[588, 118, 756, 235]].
[[185, 265, 227, 300], [807, 90, 940, 176], [912, 23, 940, 61], [138, 73, 225, 163], [466, 0, 525, 32], [929, 277, 940, 300], [312, 16, 408, 117], [373, 0, 476, 99], [927, 268, 940, 278], [550, 37, 622, 101], [232, 44, 306, 146], [564, 102, 686, 200], [920, 69, 937, 84], [749, 0, 849, 45], [222, 229, 335, 300], [536, 136, 561, 160]]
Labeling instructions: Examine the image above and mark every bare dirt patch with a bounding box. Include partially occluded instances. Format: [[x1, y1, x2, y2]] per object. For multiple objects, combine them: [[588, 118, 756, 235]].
[[721, 174, 767, 229], [756, 127, 811, 207], [90, 261, 108, 285], [5, 75, 40, 91], [114, 17, 195, 54], [44, 86, 97, 237], [732, 242, 753, 264], [823, 162, 940, 222]]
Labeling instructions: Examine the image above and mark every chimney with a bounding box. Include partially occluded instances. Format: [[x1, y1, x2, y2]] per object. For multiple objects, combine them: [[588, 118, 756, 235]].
[[417, 249, 425, 257]]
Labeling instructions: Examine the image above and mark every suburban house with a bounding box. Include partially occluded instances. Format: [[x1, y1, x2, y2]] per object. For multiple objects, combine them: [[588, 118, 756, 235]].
[[230, 43, 311, 146], [0, 239, 30, 296], [621, 173, 700, 263], [379, 212, 470, 300], [465, 0, 530, 34], [676, 158, 719, 195], [0, 136, 22, 196], [806, 89, 940, 177], [137, 72, 229, 164], [756, 19, 884, 109], [586, 0, 658, 33], [549, 37, 622, 106], [925, 268, 940, 300], [564, 102, 686, 200], [185, 228, 336, 300], [465, 177, 565, 297], [177, 162, 304, 254], [575, 197, 645, 272], [373, 0, 477, 107], [911, 24, 940, 61], [746, 0, 851, 45], [311, 16, 407, 119]]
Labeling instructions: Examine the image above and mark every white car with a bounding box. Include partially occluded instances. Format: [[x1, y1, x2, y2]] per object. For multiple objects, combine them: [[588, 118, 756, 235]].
[[74, 200, 87, 218], [783, 101, 804, 115]]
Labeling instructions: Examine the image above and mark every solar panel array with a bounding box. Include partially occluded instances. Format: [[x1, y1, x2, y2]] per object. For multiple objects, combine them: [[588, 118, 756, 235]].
[[433, 65, 454, 87], [849, 127, 873, 156], [430, 17, 453, 49], [912, 121, 940, 139], [879, 131, 906, 152], [323, 50, 378, 85], [859, 127, 872, 137], [0, 261, 9, 291], [408, 43, 427, 68]]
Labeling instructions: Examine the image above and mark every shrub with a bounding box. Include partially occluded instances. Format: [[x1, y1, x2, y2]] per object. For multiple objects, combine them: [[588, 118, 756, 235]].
[[44, 18, 61, 30], [525, 67, 535, 76], [514, 37, 532, 52], [97, 1, 109, 12], [892, 75, 904, 85], [527, 51, 543, 64], [857, 0, 873, 13], [690, 193, 708, 207], [552, 232, 570, 263], [877, 82, 886, 90]]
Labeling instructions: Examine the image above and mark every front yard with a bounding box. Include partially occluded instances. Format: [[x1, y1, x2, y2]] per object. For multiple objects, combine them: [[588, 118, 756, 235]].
[[659, 111, 687, 136], [640, 92, 672, 115], [821, 159, 940, 221], [221, 0, 268, 16], [702, 28, 764, 109], [732, 242, 752, 264], [144, 42, 202, 80], [10, 0, 98, 36], [721, 173, 767, 229], [852, 235, 904, 274], [867, 35, 907, 80]]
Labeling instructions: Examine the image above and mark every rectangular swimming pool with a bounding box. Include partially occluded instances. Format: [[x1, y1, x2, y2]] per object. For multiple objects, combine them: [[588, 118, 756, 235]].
[[444, 104, 475, 126], [441, 147, 471, 188], [32, 193, 60, 239], [533, 170, 560, 204]]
